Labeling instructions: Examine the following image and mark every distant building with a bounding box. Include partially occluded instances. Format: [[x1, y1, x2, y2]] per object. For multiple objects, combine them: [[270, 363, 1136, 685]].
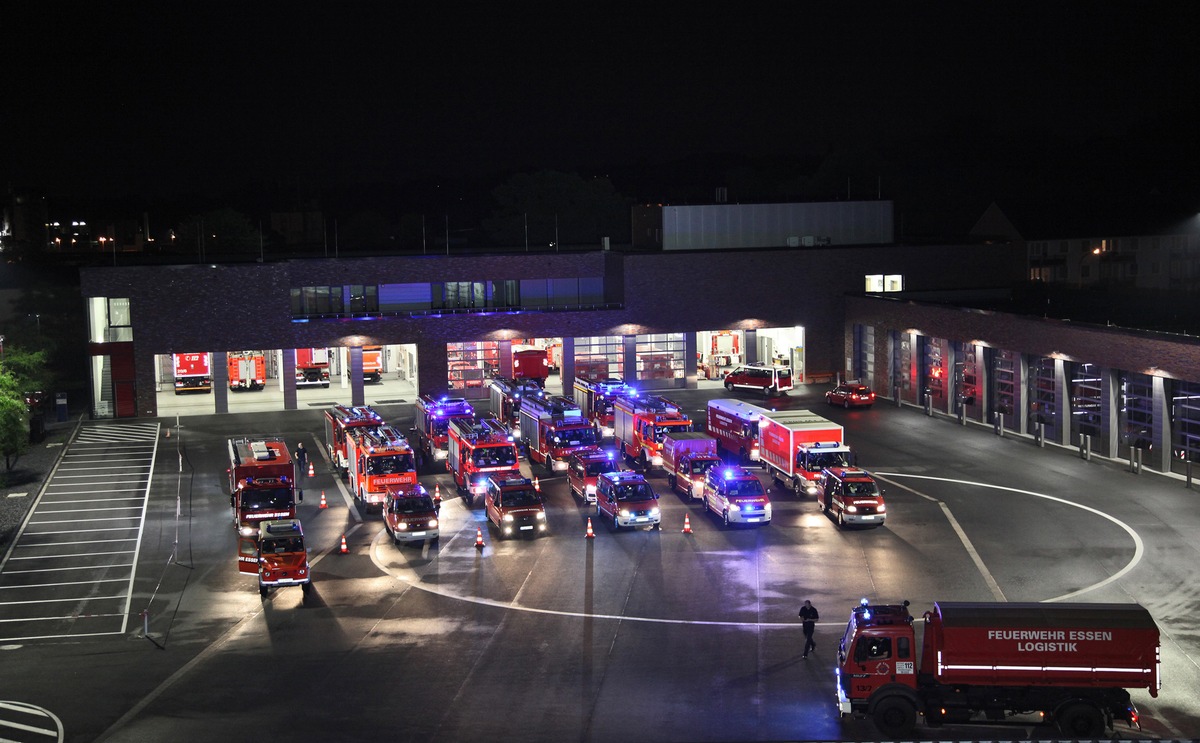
[[632, 200, 894, 250]]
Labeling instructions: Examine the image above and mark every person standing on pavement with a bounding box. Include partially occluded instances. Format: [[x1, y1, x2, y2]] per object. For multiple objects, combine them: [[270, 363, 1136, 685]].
[[799, 599, 819, 658], [294, 442, 308, 502]]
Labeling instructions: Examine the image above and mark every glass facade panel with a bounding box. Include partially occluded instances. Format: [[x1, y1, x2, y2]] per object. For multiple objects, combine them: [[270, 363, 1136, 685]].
[[635, 333, 684, 381], [447, 341, 498, 396], [1069, 362, 1102, 440], [574, 336, 624, 381], [520, 279, 548, 307], [1120, 372, 1154, 456], [1029, 356, 1060, 441]]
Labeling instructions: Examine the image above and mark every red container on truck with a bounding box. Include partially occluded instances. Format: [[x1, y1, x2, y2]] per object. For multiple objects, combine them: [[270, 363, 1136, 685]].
[[295, 347, 331, 387], [173, 352, 212, 394], [661, 432, 721, 500], [836, 599, 1160, 738], [227, 350, 266, 391], [706, 398, 772, 464], [363, 345, 383, 383], [512, 346, 550, 387], [518, 393, 600, 472], [613, 394, 692, 470], [758, 409, 851, 496], [228, 438, 296, 536]]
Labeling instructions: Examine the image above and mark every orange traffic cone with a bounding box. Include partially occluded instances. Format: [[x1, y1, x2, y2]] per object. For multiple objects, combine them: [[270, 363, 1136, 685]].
[[682, 513, 693, 534], [533, 477, 541, 492], [308, 461, 315, 477], [339, 535, 348, 554], [434, 483, 442, 504], [319, 491, 328, 509], [585, 517, 595, 539], [475, 527, 486, 550], [165, 427, 170, 438]]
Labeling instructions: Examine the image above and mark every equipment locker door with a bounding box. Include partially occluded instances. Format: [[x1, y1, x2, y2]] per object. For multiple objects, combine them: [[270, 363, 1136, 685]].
[[237, 537, 260, 575]]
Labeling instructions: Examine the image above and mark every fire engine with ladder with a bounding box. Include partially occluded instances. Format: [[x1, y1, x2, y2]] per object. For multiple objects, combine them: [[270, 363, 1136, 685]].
[[518, 393, 601, 472], [411, 395, 474, 465], [345, 424, 418, 512], [613, 393, 693, 470], [323, 405, 384, 476], [572, 376, 632, 437], [227, 350, 266, 391], [228, 438, 297, 536], [488, 376, 542, 437], [447, 416, 520, 505]]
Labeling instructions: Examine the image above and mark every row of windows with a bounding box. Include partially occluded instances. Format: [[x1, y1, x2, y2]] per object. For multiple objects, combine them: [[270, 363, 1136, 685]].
[[291, 279, 606, 317]]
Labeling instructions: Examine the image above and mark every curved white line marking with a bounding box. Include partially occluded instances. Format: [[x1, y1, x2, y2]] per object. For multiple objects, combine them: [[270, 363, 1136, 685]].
[[874, 472, 1144, 602]]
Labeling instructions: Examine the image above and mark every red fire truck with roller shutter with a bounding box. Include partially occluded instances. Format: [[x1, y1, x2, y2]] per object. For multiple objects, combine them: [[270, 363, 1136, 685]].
[[706, 398, 772, 463], [613, 394, 692, 470], [324, 405, 384, 476], [447, 416, 520, 505], [173, 353, 212, 394], [345, 424, 417, 512], [295, 347, 331, 387], [759, 409, 851, 496], [488, 376, 542, 437], [227, 350, 266, 391], [512, 346, 550, 387], [836, 599, 1160, 738], [412, 395, 474, 465], [573, 377, 632, 437], [363, 345, 383, 383], [661, 432, 721, 500], [228, 438, 296, 536], [518, 393, 601, 472]]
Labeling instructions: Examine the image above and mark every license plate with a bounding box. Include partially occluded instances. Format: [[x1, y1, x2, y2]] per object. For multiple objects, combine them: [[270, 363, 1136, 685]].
[[746, 518, 760, 522], [635, 517, 648, 522], [520, 525, 533, 531], [411, 531, 426, 536], [861, 516, 876, 520]]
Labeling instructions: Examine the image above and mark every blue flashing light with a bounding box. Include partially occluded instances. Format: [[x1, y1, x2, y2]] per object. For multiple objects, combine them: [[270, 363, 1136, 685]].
[[863, 609, 872, 620], [723, 468, 734, 480], [860, 597, 869, 607], [606, 451, 614, 460]]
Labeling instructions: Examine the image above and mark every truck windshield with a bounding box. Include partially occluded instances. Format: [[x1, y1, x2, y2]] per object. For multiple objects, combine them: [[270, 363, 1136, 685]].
[[615, 483, 653, 501], [804, 451, 849, 471], [473, 446, 517, 467], [262, 537, 303, 554], [549, 427, 599, 448], [725, 479, 765, 497], [392, 496, 434, 513], [366, 454, 415, 475], [243, 488, 292, 510], [431, 419, 449, 437], [503, 488, 542, 507], [689, 460, 716, 475], [845, 481, 879, 497], [585, 461, 612, 476]]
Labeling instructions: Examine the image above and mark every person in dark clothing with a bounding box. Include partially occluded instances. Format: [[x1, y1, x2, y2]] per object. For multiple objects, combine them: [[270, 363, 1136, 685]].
[[294, 442, 308, 502], [799, 599, 819, 658]]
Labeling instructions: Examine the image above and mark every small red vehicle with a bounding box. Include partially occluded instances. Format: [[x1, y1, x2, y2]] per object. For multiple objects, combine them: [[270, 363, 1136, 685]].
[[825, 383, 876, 408], [567, 447, 618, 504], [383, 484, 439, 545], [595, 470, 660, 530], [723, 363, 792, 397], [484, 476, 548, 539]]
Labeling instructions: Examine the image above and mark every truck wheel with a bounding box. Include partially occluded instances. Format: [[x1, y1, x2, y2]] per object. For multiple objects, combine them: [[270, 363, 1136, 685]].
[[613, 514, 621, 531], [837, 509, 845, 527], [871, 697, 916, 738], [722, 510, 730, 527], [724, 381, 733, 391], [301, 582, 311, 595], [667, 473, 676, 488], [1056, 703, 1104, 737], [844, 398, 851, 409], [259, 584, 269, 598]]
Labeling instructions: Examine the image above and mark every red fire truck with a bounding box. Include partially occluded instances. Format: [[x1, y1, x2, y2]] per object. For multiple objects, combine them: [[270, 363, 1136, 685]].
[[661, 432, 721, 500], [706, 398, 772, 464], [573, 376, 632, 437], [836, 599, 1160, 738], [383, 483, 439, 545], [512, 346, 550, 387], [484, 475, 548, 538], [227, 350, 266, 391], [488, 376, 542, 437], [759, 409, 851, 496], [411, 395, 474, 465], [173, 352, 212, 394], [447, 416, 520, 505], [363, 345, 383, 383], [323, 404, 384, 476], [637, 352, 677, 380], [518, 394, 600, 472], [228, 437, 296, 536], [345, 424, 418, 512], [613, 393, 692, 470], [574, 355, 612, 382], [295, 347, 331, 388], [239, 518, 311, 598]]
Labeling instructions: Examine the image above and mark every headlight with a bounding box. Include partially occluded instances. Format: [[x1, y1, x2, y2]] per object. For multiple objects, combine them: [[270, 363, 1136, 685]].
[[586, 484, 596, 494], [513, 427, 522, 438], [650, 507, 660, 517], [239, 525, 256, 537], [876, 504, 886, 513], [398, 522, 409, 530], [535, 511, 546, 520], [730, 503, 741, 512], [428, 518, 439, 528], [845, 505, 858, 513], [503, 513, 514, 522], [764, 503, 772, 514], [619, 509, 630, 518]]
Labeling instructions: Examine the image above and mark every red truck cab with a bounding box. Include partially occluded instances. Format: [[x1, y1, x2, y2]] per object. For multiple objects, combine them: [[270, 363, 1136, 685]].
[[661, 431, 721, 501], [701, 466, 771, 527], [447, 416, 521, 505], [383, 483, 439, 545], [595, 470, 660, 530], [240, 518, 311, 598], [346, 425, 418, 512], [412, 395, 475, 465], [324, 404, 384, 475], [228, 438, 296, 537], [484, 476, 548, 538], [567, 447, 617, 504]]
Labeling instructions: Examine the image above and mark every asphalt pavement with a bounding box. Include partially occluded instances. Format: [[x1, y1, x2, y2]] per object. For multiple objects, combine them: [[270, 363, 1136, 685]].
[[0, 415, 79, 552]]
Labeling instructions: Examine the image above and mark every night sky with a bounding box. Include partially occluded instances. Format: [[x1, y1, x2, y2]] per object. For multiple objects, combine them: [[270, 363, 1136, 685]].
[[4, 3, 1199, 234]]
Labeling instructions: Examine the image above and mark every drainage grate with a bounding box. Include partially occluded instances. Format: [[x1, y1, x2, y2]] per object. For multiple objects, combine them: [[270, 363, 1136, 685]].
[[373, 399, 407, 404]]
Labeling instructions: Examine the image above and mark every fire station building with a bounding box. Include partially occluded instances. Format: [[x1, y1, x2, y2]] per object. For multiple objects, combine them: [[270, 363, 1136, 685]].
[[77, 199, 1200, 478]]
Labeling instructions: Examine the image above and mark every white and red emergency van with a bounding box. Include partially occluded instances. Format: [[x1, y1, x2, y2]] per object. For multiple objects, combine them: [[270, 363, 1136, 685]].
[[447, 416, 520, 505], [723, 363, 793, 397], [484, 475, 548, 538], [820, 467, 886, 528], [706, 398, 772, 463], [173, 352, 212, 394], [758, 410, 851, 496], [228, 437, 296, 537], [572, 376, 632, 437], [323, 404, 384, 475], [383, 483, 439, 545], [613, 393, 692, 470], [412, 395, 474, 464], [702, 465, 772, 527], [227, 350, 266, 391], [595, 470, 660, 530], [518, 393, 600, 472], [345, 424, 418, 512]]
